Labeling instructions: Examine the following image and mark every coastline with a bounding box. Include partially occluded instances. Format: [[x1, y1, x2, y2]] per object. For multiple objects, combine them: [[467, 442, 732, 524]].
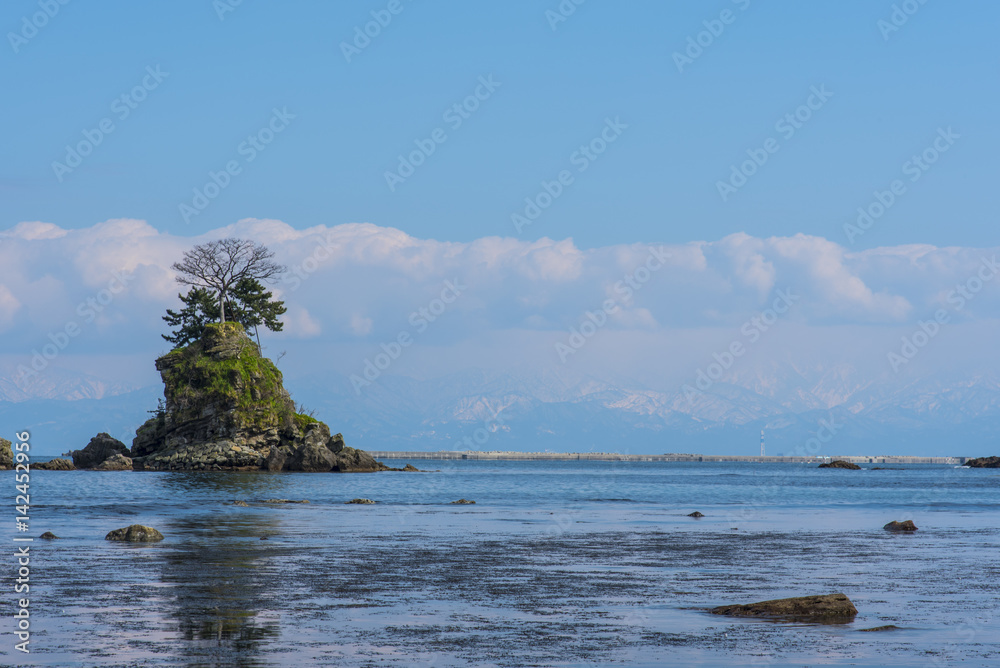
[[368, 450, 968, 464]]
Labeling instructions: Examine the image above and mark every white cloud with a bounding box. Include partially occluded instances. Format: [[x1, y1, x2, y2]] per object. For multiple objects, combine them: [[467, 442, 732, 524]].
[[1, 217, 997, 361]]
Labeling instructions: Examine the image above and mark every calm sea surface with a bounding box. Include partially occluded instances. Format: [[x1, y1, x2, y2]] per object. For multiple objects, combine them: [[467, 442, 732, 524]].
[[6, 460, 999, 667]]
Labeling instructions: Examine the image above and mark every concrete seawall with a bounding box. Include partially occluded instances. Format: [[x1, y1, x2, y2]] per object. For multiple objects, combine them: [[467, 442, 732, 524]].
[[368, 451, 968, 465]]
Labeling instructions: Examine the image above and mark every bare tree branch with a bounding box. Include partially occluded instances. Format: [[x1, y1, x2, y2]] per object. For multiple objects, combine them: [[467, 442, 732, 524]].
[[171, 238, 286, 323]]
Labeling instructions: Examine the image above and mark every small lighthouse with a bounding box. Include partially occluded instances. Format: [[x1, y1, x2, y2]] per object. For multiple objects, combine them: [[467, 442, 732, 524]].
[[760, 429, 765, 457]]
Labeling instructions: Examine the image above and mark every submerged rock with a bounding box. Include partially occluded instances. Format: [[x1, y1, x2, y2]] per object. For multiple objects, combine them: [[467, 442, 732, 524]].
[[859, 625, 901, 632], [965, 456, 1000, 468], [105, 525, 164, 542], [130, 323, 385, 473], [688, 511, 705, 518], [450, 499, 476, 504], [34, 458, 75, 470], [94, 453, 133, 471], [346, 498, 375, 505], [232, 500, 249, 507], [818, 460, 861, 470], [883, 520, 918, 532], [39, 531, 59, 540], [711, 593, 857, 620], [71, 433, 130, 469], [261, 499, 309, 504]]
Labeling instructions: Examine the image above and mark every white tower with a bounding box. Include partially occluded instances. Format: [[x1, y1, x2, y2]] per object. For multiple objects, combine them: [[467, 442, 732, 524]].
[[760, 430, 765, 457]]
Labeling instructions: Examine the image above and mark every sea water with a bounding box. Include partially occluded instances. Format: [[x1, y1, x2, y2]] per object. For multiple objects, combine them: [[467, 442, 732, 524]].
[[6, 460, 999, 667]]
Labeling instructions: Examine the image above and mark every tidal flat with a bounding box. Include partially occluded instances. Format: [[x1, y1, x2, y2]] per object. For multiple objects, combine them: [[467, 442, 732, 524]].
[[11, 461, 1000, 667]]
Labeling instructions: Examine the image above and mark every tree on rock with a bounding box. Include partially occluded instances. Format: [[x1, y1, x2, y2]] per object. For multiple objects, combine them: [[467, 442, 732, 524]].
[[162, 278, 287, 348], [170, 238, 286, 333]]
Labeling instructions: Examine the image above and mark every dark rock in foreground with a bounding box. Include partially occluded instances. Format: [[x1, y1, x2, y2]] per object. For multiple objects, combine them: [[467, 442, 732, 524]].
[[71, 433, 130, 469], [130, 323, 387, 473], [94, 453, 133, 471], [819, 460, 861, 470], [883, 520, 918, 532], [451, 499, 475, 504], [965, 456, 1000, 468], [34, 458, 75, 470], [261, 499, 309, 504], [346, 498, 375, 504], [711, 593, 858, 620], [0, 438, 11, 469], [105, 525, 164, 542], [39, 532, 59, 540], [688, 511, 704, 518], [859, 625, 901, 632]]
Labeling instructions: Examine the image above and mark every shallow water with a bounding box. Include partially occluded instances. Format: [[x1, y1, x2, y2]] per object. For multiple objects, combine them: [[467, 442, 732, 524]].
[[6, 461, 1000, 666]]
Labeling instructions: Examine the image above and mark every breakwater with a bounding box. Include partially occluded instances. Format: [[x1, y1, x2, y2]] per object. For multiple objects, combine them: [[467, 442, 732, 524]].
[[369, 451, 968, 464]]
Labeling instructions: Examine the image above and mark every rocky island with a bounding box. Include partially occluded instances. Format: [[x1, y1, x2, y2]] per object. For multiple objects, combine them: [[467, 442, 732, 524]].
[[130, 321, 386, 473]]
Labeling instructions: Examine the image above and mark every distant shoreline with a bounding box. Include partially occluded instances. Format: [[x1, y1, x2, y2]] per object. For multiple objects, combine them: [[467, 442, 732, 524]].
[[369, 451, 968, 465]]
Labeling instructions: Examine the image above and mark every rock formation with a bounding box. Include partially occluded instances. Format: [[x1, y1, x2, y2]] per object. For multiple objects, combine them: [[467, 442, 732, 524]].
[[71, 433, 130, 469], [94, 454, 133, 471], [711, 593, 857, 620], [883, 520, 918, 532], [105, 525, 164, 542], [818, 460, 861, 470], [130, 322, 386, 472], [687, 511, 704, 518], [965, 456, 1000, 468], [34, 458, 75, 470], [0, 438, 11, 469]]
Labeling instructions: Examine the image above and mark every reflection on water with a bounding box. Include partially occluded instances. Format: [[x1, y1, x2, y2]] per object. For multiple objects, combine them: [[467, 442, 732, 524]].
[[160, 514, 285, 668], [156, 470, 293, 500]]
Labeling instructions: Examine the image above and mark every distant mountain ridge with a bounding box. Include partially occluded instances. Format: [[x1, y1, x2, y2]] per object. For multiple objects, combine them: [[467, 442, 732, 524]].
[[4, 363, 999, 456]]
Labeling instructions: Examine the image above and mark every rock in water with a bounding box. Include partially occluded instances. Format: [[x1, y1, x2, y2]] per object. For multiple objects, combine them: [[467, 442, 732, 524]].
[[450, 499, 476, 504], [346, 498, 375, 504], [34, 458, 75, 470], [232, 500, 249, 507], [711, 593, 857, 620], [105, 525, 164, 542], [39, 532, 59, 540], [0, 438, 12, 470], [129, 322, 384, 472], [859, 625, 901, 632], [964, 456, 1000, 468], [688, 511, 705, 518], [94, 454, 133, 471], [883, 520, 918, 532], [818, 460, 861, 470], [71, 433, 130, 469]]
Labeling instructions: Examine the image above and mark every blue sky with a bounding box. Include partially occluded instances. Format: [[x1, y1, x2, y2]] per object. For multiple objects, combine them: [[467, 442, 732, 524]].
[[3, 0, 999, 249], [3, 2, 1000, 455]]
